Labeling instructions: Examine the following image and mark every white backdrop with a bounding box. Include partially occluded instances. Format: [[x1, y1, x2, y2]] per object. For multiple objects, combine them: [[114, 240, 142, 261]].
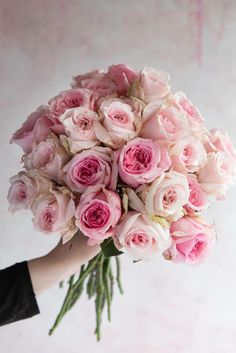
[[1, 1, 236, 352]]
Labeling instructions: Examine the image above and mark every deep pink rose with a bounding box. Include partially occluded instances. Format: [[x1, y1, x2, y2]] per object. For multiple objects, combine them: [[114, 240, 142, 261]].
[[31, 186, 76, 237], [170, 136, 207, 174], [75, 186, 121, 245], [141, 104, 190, 146], [114, 212, 171, 261], [10, 106, 53, 154], [23, 134, 70, 184], [106, 64, 137, 96], [164, 215, 216, 264], [118, 138, 171, 188], [63, 146, 118, 193], [7, 170, 52, 213], [131, 67, 170, 103], [183, 174, 210, 214], [49, 88, 92, 118]]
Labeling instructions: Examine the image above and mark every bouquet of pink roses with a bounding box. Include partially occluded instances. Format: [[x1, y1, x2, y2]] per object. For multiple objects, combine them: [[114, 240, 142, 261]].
[[8, 64, 236, 340]]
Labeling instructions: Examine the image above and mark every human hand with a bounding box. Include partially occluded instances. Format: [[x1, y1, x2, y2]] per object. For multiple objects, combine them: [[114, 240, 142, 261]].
[[28, 232, 101, 296]]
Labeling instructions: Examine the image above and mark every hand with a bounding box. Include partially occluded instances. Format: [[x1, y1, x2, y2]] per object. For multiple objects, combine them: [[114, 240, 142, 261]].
[[28, 232, 101, 296]]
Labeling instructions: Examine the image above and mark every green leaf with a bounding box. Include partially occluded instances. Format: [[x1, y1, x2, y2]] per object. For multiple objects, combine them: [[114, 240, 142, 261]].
[[101, 238, 123, 258]]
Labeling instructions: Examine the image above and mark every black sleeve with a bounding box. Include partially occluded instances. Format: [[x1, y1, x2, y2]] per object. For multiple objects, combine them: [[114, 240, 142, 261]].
[[0, 261, 40, 326]]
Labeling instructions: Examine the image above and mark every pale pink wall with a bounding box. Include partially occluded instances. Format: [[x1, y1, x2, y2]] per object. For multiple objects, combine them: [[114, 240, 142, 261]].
[[1, 1, 236, 352]]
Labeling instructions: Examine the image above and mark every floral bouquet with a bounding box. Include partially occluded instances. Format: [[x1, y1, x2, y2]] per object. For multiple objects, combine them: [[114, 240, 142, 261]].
[[8, 64, 236, 340]]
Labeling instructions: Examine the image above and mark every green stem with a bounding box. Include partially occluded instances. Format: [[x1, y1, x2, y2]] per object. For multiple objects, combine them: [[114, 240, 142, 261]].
[[108, 263, 114, 301], [49, 252, 123, 340], [49, 274, 75, 335], [72, 255, 100, 292], [49, 255, 101, 336], [103, 258, 111, 321], [115, 257, 123, 295], [86, 271, 95, 299], [95, 255, 104, 341]]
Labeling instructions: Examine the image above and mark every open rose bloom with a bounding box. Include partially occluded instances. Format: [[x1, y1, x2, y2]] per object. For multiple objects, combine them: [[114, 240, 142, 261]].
[[9, 64, 236, 340]]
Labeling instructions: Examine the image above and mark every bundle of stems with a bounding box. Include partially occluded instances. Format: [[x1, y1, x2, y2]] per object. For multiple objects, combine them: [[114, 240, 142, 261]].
[[49, 252, 123, 341]]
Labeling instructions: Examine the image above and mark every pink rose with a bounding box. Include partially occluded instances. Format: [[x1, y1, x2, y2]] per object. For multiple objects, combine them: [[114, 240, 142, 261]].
[[205, 128, 236, 162], [118, 138, 171, 188], [114, 212, 171, 261], [170, 136, 207, 174], [131, 67, 170, 103], [184, 174, 210, 214], [75, 186, 121, 245], [72, 70, 103, 87], [59, 107, 100, 153], [31, 186, 76, 237], [141, 104, 190, 146], [23, 134, 70, 184], [170, 92, 209, 142], [72, 70, 117, 102], [164, 215, 215, 264], [10, 106, 53, 154], [197, 151, 236, 199], [143, 171, 190, 222], [97, 98, 139, 148], [49, 88, 92, 118], [7, 170, 52, 213], [123, 96, 146, 117], [106, 64, 137, 96], [63, 146, 118, 193], [172, 91, 204, 125]]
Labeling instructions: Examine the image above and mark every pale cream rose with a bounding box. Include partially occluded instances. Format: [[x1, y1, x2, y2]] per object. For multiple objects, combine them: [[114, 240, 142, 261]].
[[115, 211, 171, 261]]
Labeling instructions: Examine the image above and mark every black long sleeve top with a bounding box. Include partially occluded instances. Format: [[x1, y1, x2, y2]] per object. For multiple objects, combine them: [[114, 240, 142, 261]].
[[0, 261, 40, 326]]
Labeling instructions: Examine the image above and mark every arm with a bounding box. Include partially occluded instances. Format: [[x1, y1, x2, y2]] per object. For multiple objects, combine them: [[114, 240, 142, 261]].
[[28, 233, 100, 296], [0, 233, 100, 327]]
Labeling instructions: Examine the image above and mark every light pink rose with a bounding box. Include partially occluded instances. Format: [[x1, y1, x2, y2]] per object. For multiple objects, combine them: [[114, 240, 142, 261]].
[[170, 136, 207, 174], [164, 215, 216, 264], [172, 91, 204, 125], [23, 134, 70, 184], [106, 64, 137, 96], [63, 146, 118, 193], [49, 88, 92, 118], [10, 106, 53, 154], [59, 107, 101, 154], [72, 70, 117, 103], [97, 98, 139, 148], [141, 104, 190, 146], [123, 96, 146, 117], [205, 128, 236, 162], [197, 151, 236, 200], [114, 212, 171, 261], [7, 170, 52, 213], [31, 186, 76, 237], [118, 138, 171, 188], [143, 171, 190, 222], [75, 186, 121, 245], [184, 174, 210, 214], [170, 92, 209, 142], [131, 67, 170, 103]]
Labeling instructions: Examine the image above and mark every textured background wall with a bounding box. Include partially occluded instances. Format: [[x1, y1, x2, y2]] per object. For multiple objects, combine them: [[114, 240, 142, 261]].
[[1, 1, 236, 352]]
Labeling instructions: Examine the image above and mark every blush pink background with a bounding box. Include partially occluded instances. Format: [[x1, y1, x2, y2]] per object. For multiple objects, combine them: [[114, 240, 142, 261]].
[[1, 1, 236, 352]]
